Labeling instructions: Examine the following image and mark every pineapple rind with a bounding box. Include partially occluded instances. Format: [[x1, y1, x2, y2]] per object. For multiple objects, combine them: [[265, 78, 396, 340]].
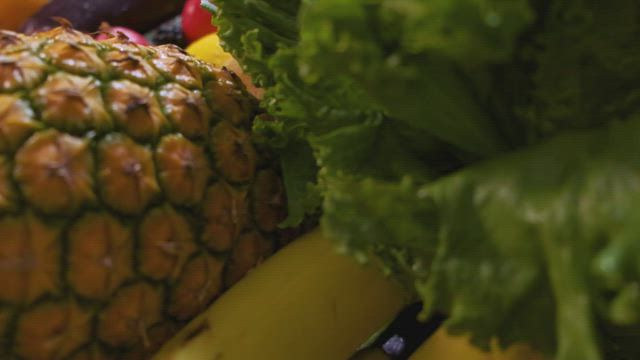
[[0, 26, 286, 359]]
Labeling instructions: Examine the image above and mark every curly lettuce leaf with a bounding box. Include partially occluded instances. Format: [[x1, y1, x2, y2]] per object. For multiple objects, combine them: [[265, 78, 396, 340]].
[[209, 0, 640, 358], [323, 115, 640, 359], [523, 0, 640, 138], [297, 0, 534, 155], [210, 0, 300, 87], [212, 0, 465, 226], [211, 0, 531, 225]]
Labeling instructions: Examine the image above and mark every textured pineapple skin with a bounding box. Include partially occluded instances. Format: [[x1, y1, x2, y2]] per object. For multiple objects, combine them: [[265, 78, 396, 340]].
[[0, 26, 287, 359]]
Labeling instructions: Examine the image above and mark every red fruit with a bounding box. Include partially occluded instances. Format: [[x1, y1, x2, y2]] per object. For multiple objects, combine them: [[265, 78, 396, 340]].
[[182, 0, 217, 43], [96, 25, 149, 46]]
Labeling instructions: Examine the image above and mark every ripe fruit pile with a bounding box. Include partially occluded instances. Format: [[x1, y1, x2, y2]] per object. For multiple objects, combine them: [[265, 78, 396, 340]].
[[181, 0, 217, 43], [147, 0, 219, 48], [0, 25, 286, 359]]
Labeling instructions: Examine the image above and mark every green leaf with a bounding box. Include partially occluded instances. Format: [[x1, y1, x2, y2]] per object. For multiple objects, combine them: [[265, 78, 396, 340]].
[[297, 0, 534, 156], [323, 116, 640, 359], [525, 0, 640, 138], [278, 139, 321, 228], [212, 1, 640, 358], [212, 0, 301, 87]]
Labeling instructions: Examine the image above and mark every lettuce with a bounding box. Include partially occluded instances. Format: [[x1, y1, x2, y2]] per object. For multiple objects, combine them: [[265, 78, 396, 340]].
[[324, 117, 640, 358], [207, 0, 640, 358]]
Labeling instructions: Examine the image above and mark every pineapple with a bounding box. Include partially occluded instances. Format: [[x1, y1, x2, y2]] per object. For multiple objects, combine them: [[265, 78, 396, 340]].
[[0, 25, 287, 359]]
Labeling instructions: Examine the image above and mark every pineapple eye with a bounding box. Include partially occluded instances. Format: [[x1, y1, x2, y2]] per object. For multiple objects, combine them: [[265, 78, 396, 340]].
[[0, 213, 61, 304], [210, 121, 257, 183], [97, 282, 164, 348], [224, 231, 273, 286], [251, 169, 287, 232], [97, 134, 159, 215], [202, 181, 250, 252], [67, 212, 133, 299], [41, 41, 107, 76], [107, 80, 169, 141], [0, 52, 47, 91], [0, 95, 40, 153], [102, 50, 160, 86], [205, 73, 257, 127], [138, 206, 197, 281], [14, 300, 92, 360], [158, 83, 212, 139], [151, 51, 203, 89], [156, 134, 212, 206], [168, 253, 224, 320], [0, 30, 27, 53], [14, 130, 96, 215], [33, 73, 111, 134]]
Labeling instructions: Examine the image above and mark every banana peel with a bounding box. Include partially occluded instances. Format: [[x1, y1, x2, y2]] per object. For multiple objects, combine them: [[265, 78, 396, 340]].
[[354, 328, 545, 360], [409, 330, 545, 360], [153, 228, 409, 360], [154, 227, 547, 360]]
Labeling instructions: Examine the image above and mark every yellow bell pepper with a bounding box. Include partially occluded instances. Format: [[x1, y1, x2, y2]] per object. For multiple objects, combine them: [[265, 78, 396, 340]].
[[0, 0, 49, 31], [186, 32, 264, 98], [186, 32, 233, 67]]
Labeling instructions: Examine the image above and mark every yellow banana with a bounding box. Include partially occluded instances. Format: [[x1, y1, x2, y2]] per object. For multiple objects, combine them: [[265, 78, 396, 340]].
[[409, 330, 545, 360], [354, 328, 544, 360], [153, 228, 409, 360]]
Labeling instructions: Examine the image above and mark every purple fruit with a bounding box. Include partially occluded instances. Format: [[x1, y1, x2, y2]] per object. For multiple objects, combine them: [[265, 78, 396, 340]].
[[20, 0, 184, 34]]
